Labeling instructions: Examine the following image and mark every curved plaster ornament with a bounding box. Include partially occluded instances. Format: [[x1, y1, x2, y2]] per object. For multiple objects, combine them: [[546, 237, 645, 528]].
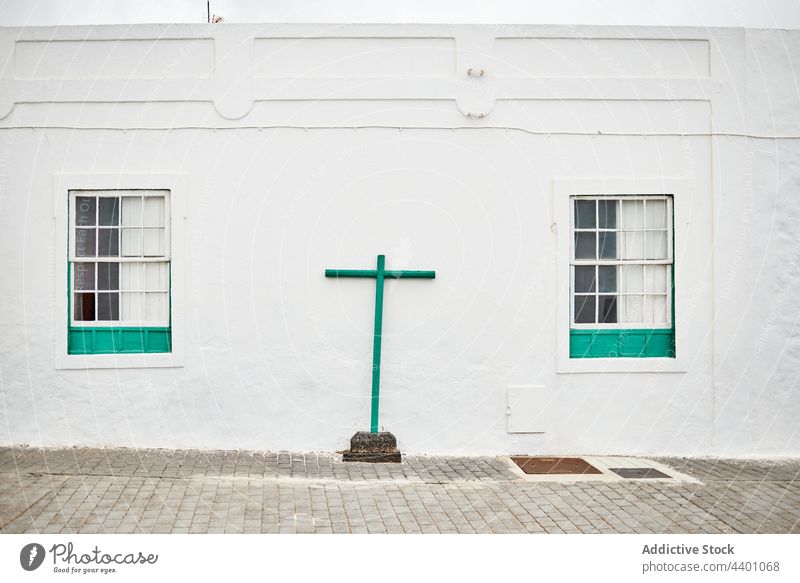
[[214, 79, 254, 120], [0, 37, 14, 120], [213, 32, 254, 120], [456, 93, 495, 119], [454, 30, 495, 119], [0, 96, 14, 121]]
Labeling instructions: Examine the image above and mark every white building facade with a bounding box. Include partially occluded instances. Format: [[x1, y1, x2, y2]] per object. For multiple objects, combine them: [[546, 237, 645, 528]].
[[0, 24, 798, 456]]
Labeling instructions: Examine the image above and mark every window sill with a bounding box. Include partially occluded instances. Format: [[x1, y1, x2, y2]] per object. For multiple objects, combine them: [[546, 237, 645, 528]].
[[557, 356, 686, 374], [56, 352, 183, 370]]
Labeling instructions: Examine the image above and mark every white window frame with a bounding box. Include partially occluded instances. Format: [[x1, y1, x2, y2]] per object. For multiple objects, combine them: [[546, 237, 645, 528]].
[[69, 190, 172, 328], [54, 173, 187, 369], [554, 178, 690, 374], [570, 195, 674, 330]]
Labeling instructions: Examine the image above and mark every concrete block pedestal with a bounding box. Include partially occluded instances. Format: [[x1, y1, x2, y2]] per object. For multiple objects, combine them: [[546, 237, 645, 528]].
[[342, 431, 401, 463]]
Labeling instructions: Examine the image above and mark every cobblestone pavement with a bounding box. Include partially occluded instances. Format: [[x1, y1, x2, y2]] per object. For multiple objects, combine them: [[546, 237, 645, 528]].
[[1, 447, 798, 534]]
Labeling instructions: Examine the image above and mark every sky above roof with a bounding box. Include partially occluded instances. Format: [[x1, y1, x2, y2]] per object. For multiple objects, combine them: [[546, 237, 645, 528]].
[[1, 0, 799, 28]]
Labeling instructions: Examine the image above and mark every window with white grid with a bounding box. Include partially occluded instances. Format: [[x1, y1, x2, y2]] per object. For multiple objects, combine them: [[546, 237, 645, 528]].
[[571, 196, 673, 328], [69, 190, 170, 326]]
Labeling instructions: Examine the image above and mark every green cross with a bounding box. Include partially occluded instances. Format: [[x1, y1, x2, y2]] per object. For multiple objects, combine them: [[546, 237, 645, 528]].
[[325, 254, 436, 433]]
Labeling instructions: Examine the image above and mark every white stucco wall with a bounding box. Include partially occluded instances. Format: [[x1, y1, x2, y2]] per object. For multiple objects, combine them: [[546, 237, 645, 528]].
[[0, 24, 798, 456]]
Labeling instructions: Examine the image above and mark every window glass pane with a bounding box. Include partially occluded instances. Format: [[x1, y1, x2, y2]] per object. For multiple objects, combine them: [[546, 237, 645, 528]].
[[598, 231, 617, 259], [575, 200, 596, 229], [620, 265, 643, 293], [598, 200, 617, 228], [574, 266, 596, 293], [145, 292, 168, 322], [75, 196, 96, 227], [646, 199, 667, 229], [569, 196, 672, 330], [122, 197, 142, 227], [121, 263, 145, 291], [619, 294, 643, 323], [74, 293, 95, 321], [645, 265, 668, 293], [121, 292, 145, 321], [574, 200, 595, 229], [574, 232, 596, 259], [645, 231, 668, 259], [97, 228, 119, 257], [646, 295, 668, 324], [97, 262, 120, 291], [75, 228, 96, 257], [97, 292, 120, 321], [73, 263, 95, 291], [143, 197, 166, 227], [620, 200, 644, 229], [598, 265, 616, 292], [599, 295, 617, 323], [143, 228, 165, 257], [98, 197, 120, 226], [145, 262, 169, 291], [574, 295, 595, 324], [620, 231, 644, 260], [121, 228, 143, 257]]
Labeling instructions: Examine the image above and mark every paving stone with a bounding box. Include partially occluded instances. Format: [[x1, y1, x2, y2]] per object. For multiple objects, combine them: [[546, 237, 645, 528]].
[[1, 447, 799, 534]]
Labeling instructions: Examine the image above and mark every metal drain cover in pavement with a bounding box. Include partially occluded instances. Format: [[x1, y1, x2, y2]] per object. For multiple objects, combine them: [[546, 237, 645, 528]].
[[511, 457, 602, 475], [610, 468, 671, 479]]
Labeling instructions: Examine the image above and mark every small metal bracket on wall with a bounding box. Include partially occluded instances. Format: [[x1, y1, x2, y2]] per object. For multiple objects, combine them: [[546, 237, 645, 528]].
[[464, 112, 486, 119], [466, 68, 486, 77]]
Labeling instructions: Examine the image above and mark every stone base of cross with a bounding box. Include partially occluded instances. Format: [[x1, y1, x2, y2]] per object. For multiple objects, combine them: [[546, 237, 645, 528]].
[[342, 431, 401, 463], [325, 254, 436, 462]]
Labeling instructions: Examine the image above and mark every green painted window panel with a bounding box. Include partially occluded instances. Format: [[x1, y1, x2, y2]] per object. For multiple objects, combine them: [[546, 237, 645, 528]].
[[121, 330, 145, 352], [67, 327, 171, 354], [570, 328, 675, 358]]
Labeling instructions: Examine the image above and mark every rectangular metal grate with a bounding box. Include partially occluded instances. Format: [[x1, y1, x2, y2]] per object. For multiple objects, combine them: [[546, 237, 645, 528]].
[[609, 468, 671, 479], [511, 456, 602, 475]]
